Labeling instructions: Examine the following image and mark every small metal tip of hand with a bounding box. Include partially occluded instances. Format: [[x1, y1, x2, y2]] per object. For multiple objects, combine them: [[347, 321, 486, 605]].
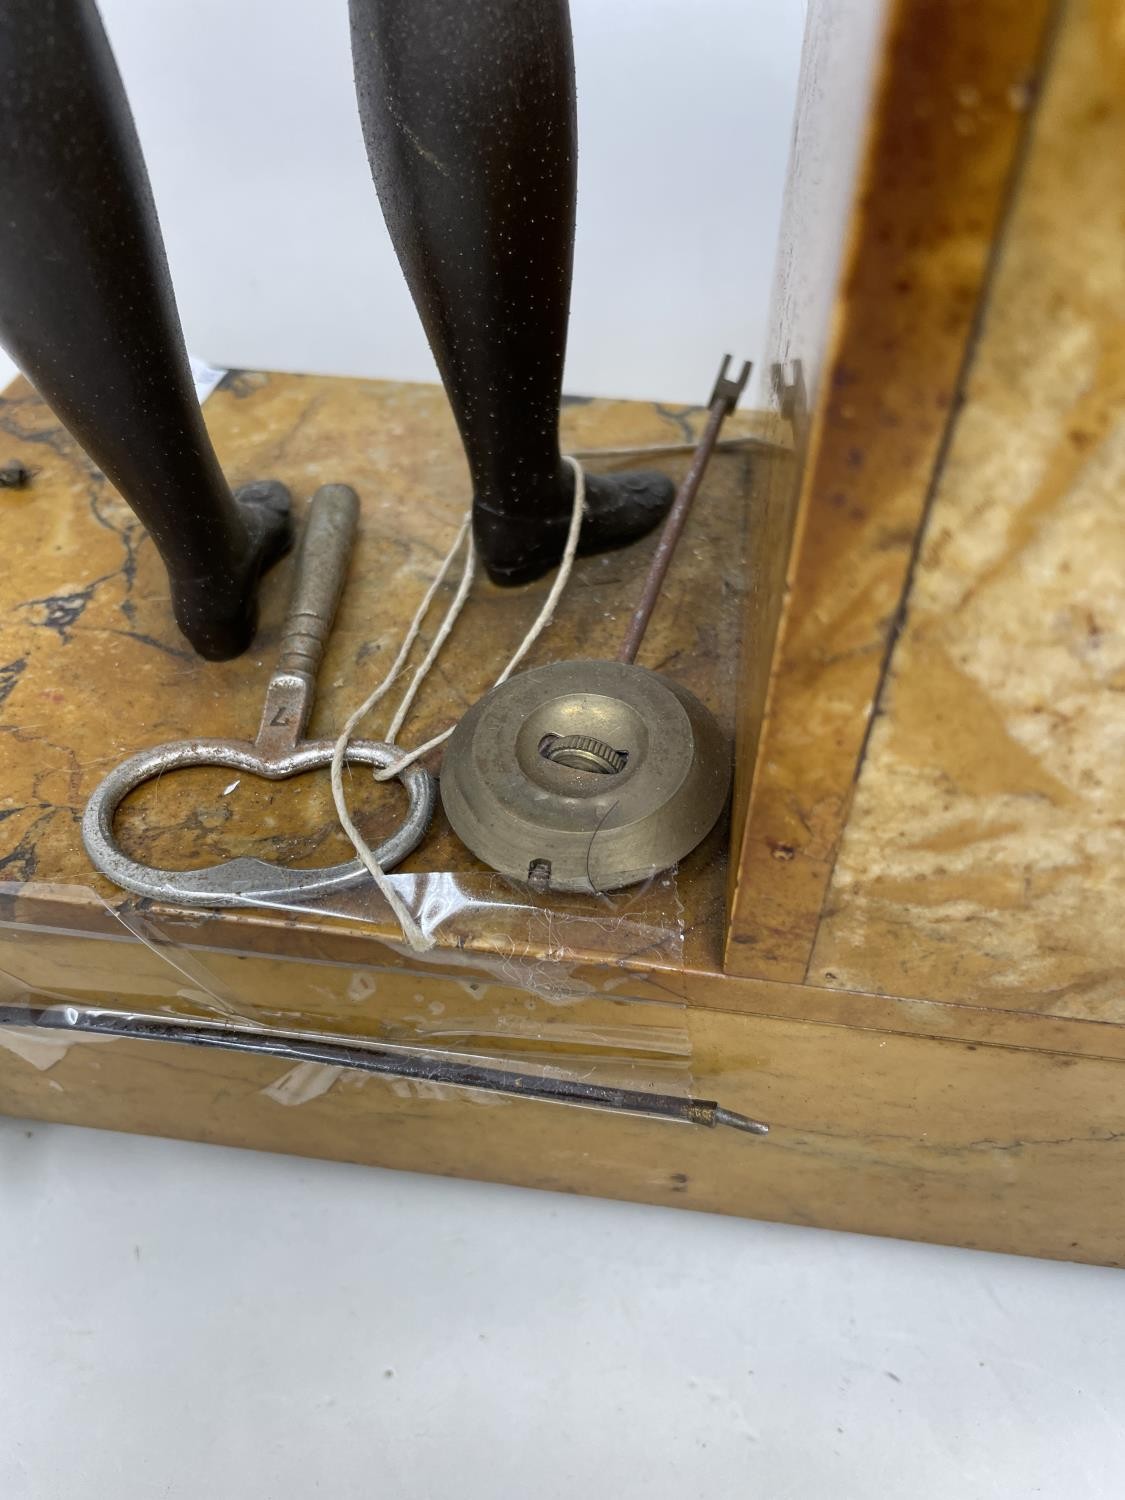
[[713, 1106, 769, 1137]]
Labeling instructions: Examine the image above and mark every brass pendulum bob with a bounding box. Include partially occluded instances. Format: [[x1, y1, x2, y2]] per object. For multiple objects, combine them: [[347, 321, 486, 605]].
[[440, 357, 751, 893]]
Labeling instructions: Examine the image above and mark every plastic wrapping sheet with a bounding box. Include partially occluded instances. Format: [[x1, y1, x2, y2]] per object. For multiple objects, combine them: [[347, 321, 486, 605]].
[[212, 866, 686, 1002], [0, 868, 685, 1002], [0, 878, 773, 1135]]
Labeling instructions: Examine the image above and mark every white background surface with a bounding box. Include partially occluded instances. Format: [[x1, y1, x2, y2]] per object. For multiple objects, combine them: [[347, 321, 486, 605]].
[[2, 1116, 1123, 1499], [2, 0, 806, 399], [79, 0, 803, 406], [3, 3, 1124, 1495]]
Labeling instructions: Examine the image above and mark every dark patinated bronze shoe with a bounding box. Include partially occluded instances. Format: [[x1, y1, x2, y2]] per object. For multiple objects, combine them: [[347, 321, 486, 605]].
[[474, 467, 675, 587]]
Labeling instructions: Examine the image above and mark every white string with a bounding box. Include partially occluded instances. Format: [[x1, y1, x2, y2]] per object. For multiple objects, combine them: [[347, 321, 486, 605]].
[[328, 512, 474, 950], [375, 456, 587, 778], [380, 528, 477, 750], [330, 456, 587, 951]]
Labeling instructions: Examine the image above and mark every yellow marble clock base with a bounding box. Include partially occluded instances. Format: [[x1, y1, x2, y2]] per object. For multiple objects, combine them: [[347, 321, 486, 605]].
[[1, 370, 1123, 1267], [2, 948, 1123, 1268]]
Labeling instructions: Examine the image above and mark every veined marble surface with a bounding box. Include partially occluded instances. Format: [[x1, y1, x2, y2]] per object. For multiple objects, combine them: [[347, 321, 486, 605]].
[[0, 374, 758, 972], [811, 0, 1125, 1019]]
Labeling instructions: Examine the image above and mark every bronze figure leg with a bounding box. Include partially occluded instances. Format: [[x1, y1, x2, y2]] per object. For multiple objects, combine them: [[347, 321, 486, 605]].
[[350, 0, 675, 585], [0, 0, 292, 659]]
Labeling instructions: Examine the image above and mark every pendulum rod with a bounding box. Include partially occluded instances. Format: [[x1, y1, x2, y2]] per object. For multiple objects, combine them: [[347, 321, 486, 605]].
[[0, 1003, 769, 1137], [617, 354, 752, 665]]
